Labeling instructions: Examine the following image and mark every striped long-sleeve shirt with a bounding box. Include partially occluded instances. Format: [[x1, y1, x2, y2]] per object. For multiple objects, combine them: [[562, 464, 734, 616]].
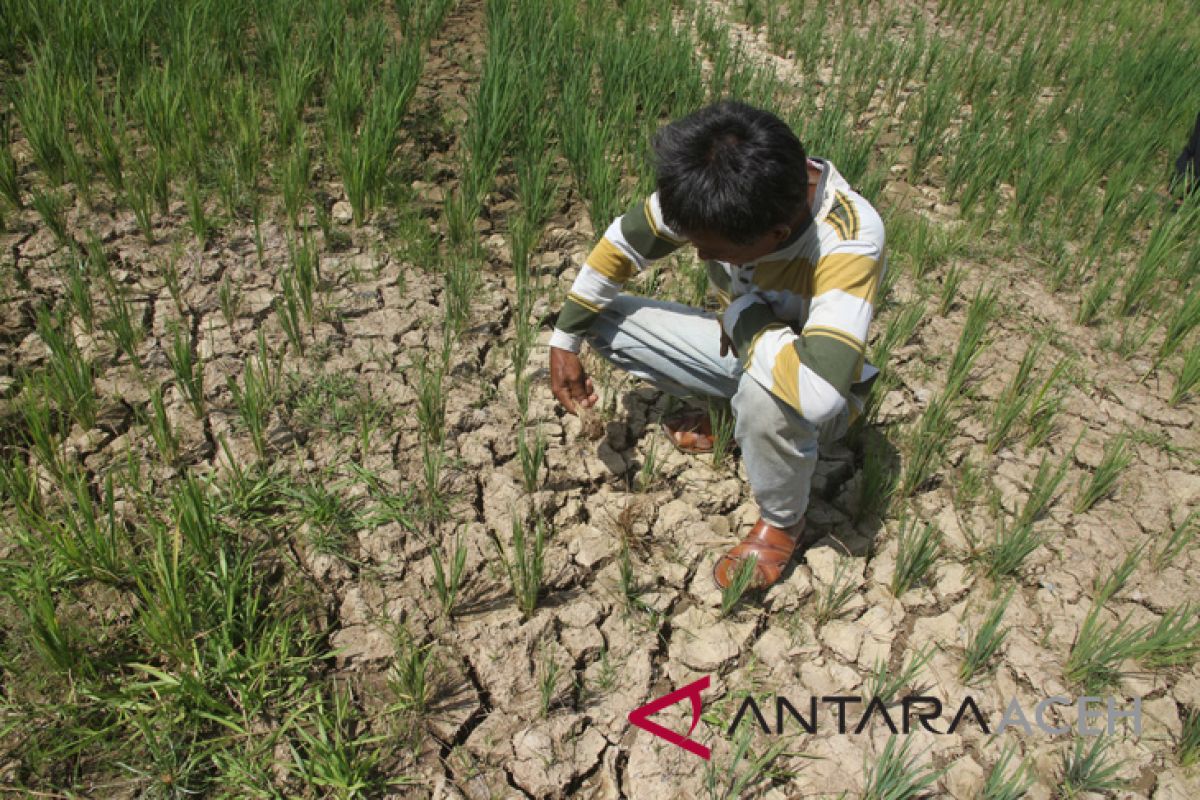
[[549, 158, 886, 426]]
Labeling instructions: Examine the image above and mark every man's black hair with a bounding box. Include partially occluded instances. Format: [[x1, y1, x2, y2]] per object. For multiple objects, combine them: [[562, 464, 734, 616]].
[[652, 100, 808, 245]]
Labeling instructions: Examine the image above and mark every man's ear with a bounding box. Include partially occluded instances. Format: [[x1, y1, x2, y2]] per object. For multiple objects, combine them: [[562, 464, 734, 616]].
[[770, 223, 792, 244]]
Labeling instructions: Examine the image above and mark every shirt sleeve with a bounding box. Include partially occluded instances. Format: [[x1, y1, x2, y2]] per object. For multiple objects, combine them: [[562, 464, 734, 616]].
[[549, 194, 685, 352], [721, 212, 886, 424]]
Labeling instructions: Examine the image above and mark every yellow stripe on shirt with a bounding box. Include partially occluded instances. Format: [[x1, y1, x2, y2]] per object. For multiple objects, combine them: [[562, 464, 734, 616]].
[[812, 253, 880, 302], [587, 237, 636, 283]]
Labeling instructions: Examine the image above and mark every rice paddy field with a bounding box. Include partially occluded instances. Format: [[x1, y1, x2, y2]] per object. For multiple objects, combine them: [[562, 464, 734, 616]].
[[1, 0, 1199, 796]]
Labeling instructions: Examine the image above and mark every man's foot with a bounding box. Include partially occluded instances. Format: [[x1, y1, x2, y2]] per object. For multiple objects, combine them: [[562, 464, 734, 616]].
[[712, 518, 806, 590], [661, 409, 715, 455]]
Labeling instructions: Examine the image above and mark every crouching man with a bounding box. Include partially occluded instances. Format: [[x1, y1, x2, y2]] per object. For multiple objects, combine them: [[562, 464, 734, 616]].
[[549, 100, 885, 591]]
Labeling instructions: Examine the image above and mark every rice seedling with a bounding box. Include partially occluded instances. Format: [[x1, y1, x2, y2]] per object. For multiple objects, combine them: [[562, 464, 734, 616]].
[[13, 54, 73, 185], [720, 554, 758, 617], [1076, 259, 1120, 326], [1017, 449, 1072, 528], [960, 589, 1013, 683], [101, 276, 145, 370], [939, 263, 965, 314], [1170, 344, 1200, 406], [634, 435, 660, 493], [517, 424, 546, 493], [944, 286, 997, 399], [0, 111, 20, 209], [8, 567, 92, 678], [982, 515, 1044, 581], [701, 721, 790, 800], [167, 322, 205, 418], [866, 643, 935, 704], [1178, 708, 1200, 767], [1093, 542, 1144, 606], [814, 556, 859, 626], [388, 625, 438, 723], [898, 392, 956, 497], [184, 177, 210, 245], [227, 332, 280, 461], [1073, 434, 1131, 513], [219, 274, 242, 328], [289, 683, 392, 795], [145, 384, 179, 464], [58, 254, 94, 333], [709, 401, 736, 468], [36, 306, 96, 430], [492, 516, 546, 621], [987, 338, 1044, 453], [279, 134, 312, 228], [861, 735, 944, 800], [1060, 736, 1127, 798], [854, 432, 897, 523], [277, 269, 307, 355], [982, 742, 1033, 800], [890, 516, 941, 596], [415, 353, 447, 448], [30, 187, 71, 247], [1153, 284, 1200, 372], [1154, 509, 1198, 571], [429, 529, 468, 619], [870, 301, 925, 371], [1133, 604, 1200, 669], [1064, 607, 1143, 692], [537, 646, 562, 717], [1026, 357, 1072, 448], [17, 380, 67, 481]]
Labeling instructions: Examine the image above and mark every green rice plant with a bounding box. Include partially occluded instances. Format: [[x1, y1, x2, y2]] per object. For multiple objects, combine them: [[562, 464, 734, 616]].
[[0, 110, 20, 208], [1073, 434, 1131, 513], [415, 353, 446, 447], [517, 424, 546, 493], [227, 332, 280, 461], [866, 643, 935, 704], [1064, 607, 1144, 692], [78, 87, 125, 195], [960, 589, 1013, 683], [537, 646, 561, 717], [1077, 259, 1120, 326], [987, 338, 1044, 453], [420, 441, 449, 521], [1170, 344, 1200, 406], [944, 286, 997, 399], [720, 554, 758, 617], [1178, 708, 1200, 767], [388, 625, 438, 722], [145, 384, 178, 464], [898, 392, 956, 497], [336, 47, 422, 224], [702, 720, 790, 800], [1026, 357, 1072, 448], [13, 54, 73, 185], [1120, 210, 1187, 315], [101, 276, 144, 371], [492, 516, 546, 621], [278, 134, 312, 228], [635, 435, 659, 493], [17, 379, 67, 481], [167, 322, 205, 418], [1060, 736, 1127, 798], [1017, 449, 1072, 528], [277, 269, 306, 355], [890, 516, 941, 596], [709, 400, 736, 468], [36, 306, 96, 430], [429, 529, 468, 619], [290, 684, 391, 796], [1153, 285, 1200, 371], [982, 742, 1033, 800], [1154, 509, 1198, 571], [126, 159, 157, 243], [184, 177, 210, 245], [939, 262, 965, 314], [983, 516, 1044, 580], [59, 254, 93, 332], [219, 274, 242, 328], [814, 555, 859, 626], [854, 432, 897, 523], [1093, 542, 1144, 606], [9, 567, 92, 678], [861, 735, 943, 800], [30, 186, 71, 247], [45, 466, 127, 587], [870, 301, 925, 370], [1133, 604, 1200, 669], [288, 233, 321, 325]]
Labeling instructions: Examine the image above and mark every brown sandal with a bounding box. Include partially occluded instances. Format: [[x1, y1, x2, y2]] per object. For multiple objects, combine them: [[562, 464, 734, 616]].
[[661, 409, 715, 455], [712, 518, 806, 590]]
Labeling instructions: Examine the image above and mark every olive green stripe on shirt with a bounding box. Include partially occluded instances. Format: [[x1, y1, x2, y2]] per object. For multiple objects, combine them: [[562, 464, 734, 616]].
[[620, 198, 683, 262], [556, 296, 602, 335], [728, 302, 783, 364], [795, 331, 864, 398]]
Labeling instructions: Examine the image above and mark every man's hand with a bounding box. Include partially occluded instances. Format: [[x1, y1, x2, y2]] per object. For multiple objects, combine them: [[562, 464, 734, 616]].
[[550, 346, 598, 415], [719, 327, 738, 358]]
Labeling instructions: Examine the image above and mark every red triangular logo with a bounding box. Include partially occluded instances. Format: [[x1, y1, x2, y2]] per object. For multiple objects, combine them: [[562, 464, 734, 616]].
[[628, 676, 711, 760]]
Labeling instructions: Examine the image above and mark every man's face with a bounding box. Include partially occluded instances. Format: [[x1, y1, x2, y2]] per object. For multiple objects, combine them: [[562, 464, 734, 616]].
[[682, 227, 791, 266]]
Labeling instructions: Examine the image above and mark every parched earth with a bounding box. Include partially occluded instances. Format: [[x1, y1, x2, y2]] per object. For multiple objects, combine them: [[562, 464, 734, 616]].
[[1, 1, 1198, 798]]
